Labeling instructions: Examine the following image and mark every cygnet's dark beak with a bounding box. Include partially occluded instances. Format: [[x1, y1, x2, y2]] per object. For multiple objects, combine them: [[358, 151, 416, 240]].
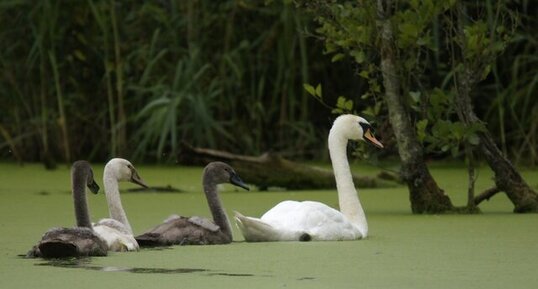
[[130, 168, 149, 188], [230, 173, 250, 191], [87, 179, 100, 194]]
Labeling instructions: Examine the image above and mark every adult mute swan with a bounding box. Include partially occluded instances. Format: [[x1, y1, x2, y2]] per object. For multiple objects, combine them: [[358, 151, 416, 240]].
[[235, 114, 383, 241], [135, 162, 249, 246], [93, 158, 148, 251], [27, 161, 107, 258]]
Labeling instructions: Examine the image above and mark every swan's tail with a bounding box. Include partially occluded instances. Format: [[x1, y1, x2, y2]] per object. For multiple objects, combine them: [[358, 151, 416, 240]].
[[234, 211, 282, 242]]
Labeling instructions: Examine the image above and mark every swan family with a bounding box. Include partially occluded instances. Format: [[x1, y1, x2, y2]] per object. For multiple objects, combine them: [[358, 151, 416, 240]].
[[27, 114, 383, 258]]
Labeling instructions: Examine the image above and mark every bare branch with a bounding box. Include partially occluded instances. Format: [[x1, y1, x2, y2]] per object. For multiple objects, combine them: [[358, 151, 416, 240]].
[[473, 187, 501, 206]]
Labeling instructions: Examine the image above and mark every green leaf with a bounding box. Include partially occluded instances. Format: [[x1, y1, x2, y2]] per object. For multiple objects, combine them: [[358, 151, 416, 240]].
[[315, 83, 322, 97], [331, 53, 345, 62], [467, 133, 480, 145], [344, 99, 353, 111], [351, 50, 365, 64], [410, 91, 421, 103], [371, 82, 381, 93], [336, 96, 346, 108], [303, 84, 317, 97], [74, 50, 86, 61], [481, 65, 492, 80], [416, 119, 428, 142], [400, 23, 419, 37]]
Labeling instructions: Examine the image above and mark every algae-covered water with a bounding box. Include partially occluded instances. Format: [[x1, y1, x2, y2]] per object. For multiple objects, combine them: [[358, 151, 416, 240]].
[[1, 162, 537, 289]]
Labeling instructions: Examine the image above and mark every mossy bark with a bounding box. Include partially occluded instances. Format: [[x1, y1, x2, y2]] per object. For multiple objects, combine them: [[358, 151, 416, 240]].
[[454, 67, 538, 212], [376, 0, 454, 213]]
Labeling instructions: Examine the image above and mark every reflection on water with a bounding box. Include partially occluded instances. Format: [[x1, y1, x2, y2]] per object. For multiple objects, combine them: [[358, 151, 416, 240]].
[[35, 258, 271, 277], [297, 277, 315, 281]]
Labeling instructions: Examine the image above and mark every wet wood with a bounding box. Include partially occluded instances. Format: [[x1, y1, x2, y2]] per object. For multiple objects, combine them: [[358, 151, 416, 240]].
[[178, 143, 395, 190], [473, 187, 501, 206]]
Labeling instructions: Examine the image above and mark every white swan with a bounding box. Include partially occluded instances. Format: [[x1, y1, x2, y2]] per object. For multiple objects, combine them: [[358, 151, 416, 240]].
[[93, 158, 148, 251], [234, 114, 383, 241]]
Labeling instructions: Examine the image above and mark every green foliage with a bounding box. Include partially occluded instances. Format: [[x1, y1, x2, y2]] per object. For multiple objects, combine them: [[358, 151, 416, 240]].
[[425, 119, 486, 157], [333, 96, 354, 114], [303, 83, 322, 99], [0, 0, 326, 163], [298, 0, 529, 163], [482, 2, 538, 165], [0, 0, 536, 166], [412, 88, 486, 157]]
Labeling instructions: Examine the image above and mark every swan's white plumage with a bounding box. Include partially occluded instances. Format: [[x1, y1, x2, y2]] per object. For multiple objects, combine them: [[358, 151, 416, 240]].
[[235, 114, 381, 242], [235, 201, 361, 241]]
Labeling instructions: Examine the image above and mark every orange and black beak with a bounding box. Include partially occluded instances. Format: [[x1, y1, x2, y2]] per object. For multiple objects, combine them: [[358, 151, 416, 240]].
[[364, 129, 384, 149]]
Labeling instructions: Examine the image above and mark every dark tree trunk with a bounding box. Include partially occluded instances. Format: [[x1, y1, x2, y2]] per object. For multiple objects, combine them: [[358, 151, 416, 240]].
[[453, 6, 538, 213], [376, 0, 454, 213], [454, 67, 538, 212]]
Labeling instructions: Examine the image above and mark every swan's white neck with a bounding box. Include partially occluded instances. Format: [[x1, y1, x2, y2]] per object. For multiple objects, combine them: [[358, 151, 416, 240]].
[[103, 173, 133, 234], [328, 128, 368, 238]]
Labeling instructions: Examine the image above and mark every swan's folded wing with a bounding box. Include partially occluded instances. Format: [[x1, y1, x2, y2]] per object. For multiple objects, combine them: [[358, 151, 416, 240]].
[[164, 214, 181, 223], [260, 201, 359, 240], [93, 223, 139, 251], [188, 216, 220, 232], [94, 219, 132, 235], [27, 227, 108, 258]]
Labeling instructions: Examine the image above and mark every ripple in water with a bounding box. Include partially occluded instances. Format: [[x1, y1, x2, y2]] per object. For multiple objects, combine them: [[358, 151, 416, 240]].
[[35, 258, 270, 277]]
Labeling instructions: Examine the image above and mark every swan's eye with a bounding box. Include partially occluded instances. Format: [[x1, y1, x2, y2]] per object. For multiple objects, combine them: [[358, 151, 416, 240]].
[[358, 122, 371, 132]]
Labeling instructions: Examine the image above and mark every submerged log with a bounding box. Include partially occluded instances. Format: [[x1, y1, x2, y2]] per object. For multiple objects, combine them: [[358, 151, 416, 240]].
[[178, 143, 395, 190]]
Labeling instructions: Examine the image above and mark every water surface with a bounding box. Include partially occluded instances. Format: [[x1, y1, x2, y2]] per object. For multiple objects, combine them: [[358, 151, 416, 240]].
[[1, 162, 537, 289]]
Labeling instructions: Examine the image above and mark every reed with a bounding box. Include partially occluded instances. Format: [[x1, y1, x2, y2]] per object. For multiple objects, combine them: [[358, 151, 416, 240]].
[[0, 0, 536, 166]]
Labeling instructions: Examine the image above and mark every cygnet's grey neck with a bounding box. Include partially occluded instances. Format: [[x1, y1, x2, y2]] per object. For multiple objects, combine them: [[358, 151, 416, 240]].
[[203, 175, 232, 241], [72, 168, 92, 229], [103, 173, 133, 234]]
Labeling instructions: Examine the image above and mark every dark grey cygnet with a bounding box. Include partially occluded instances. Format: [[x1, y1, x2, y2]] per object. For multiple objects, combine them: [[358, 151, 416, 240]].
[[135, 162, 249, 247]]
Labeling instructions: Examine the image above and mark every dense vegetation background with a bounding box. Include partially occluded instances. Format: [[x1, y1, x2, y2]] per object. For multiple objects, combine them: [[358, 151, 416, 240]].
[[0, 0, 536, 167]]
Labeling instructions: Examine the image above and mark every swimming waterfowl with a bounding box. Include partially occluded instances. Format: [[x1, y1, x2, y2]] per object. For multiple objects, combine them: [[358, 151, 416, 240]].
[[135, 162, 249, 246], [92, 158, 148, 251], [27, 161, 107, 258], [235, 114, 383, 241]]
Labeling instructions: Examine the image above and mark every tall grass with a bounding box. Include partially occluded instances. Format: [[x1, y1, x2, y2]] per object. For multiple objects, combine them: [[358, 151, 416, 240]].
[[481, 1, 538, 165], [0, 0, 325, 164], [0, 0, 536, 166]]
